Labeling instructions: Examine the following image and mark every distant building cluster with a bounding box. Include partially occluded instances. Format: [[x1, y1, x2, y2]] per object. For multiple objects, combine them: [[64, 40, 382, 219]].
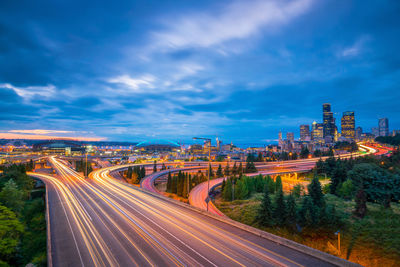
[[278, 103, 397, 153]]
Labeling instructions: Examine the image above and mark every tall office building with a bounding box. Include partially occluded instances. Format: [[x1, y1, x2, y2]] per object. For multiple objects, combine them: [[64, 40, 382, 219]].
[[322, 103, 335, 142], [341, 111, 355, 140], [312, 123, 324, 144], [378, 118, 389, 137], [300, 125, 310, 141], [372, 127, 379, 137], [287, 132, 294, 143], [278, 131, 283, 147]]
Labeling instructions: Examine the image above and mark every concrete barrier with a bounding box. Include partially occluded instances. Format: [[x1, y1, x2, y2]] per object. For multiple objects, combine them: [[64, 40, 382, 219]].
[[110, 170, 360, 267]]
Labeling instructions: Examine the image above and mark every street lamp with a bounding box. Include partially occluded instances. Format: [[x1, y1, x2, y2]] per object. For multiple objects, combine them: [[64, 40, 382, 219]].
[[335, 230, 341, 256], [193, 137, 211, 211]]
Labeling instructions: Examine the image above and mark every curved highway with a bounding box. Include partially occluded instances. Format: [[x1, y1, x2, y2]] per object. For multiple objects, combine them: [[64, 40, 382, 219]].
[[30, 156, 347, 266]]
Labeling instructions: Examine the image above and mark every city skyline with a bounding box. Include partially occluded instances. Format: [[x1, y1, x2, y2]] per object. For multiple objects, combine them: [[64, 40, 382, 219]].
[[1, 0, 400, 142]]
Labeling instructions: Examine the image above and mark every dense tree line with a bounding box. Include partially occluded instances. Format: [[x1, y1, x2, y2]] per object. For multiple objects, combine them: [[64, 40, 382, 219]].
[[257, 177, 341, 232], [376, 134, 400, 146], [314, 150, 400, 217], [166, 171, 207, 198], [0, 164, 46, 266], [221, 175, 281, 201], [125, 166, 146, 184]]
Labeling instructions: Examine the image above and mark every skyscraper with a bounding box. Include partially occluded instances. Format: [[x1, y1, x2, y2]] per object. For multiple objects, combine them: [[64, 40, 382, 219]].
[[278, 131, 283, 147], [378, 118, 389, 137], [341, 111, 355, 140], [287, 132, 294, 143], [300, 125, 310, 141], [372, 127, 379, 137], [312, 123, 324, 144], [322, 103, 335, 142]]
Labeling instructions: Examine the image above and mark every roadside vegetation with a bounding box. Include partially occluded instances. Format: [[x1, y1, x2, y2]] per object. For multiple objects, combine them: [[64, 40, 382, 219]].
[[0, 164, 47, 266], [215, 149, 400, 267]]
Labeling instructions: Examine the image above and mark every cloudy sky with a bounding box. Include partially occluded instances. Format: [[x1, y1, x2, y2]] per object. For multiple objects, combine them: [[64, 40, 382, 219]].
[[0, 0, 399, 143]]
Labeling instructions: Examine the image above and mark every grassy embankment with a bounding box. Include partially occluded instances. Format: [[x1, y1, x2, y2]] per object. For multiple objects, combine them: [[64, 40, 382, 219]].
[[215, 192, 400, 267]]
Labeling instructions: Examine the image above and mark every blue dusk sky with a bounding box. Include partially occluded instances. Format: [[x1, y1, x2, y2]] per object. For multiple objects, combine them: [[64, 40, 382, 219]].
[[0, 0, 399, 143]]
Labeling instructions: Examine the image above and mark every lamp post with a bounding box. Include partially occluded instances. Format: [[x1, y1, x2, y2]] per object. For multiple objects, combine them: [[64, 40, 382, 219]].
[[335, 230, 341, 256], [193, 137, 211, 211]]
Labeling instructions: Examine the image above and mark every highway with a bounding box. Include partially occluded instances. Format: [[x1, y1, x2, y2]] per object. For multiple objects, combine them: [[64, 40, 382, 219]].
[[31, 156, 342, 266]]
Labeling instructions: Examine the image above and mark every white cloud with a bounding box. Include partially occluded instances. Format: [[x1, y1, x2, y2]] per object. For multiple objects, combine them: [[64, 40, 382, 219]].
[[338, 35, 371, 58], [107, 74, 156, 92], [152, 0, 312, 50], [0, 83, 55, 99]]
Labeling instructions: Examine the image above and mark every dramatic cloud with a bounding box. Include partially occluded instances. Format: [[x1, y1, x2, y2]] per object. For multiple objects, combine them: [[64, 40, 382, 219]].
[[152, 0, 313, 50]]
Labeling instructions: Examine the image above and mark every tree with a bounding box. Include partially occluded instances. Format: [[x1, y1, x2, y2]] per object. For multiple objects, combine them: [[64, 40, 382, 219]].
[[266, 176, 275, 194], [0, 205, 24, 261], [222, 178, 232, 201], [275, 176, 282, 193], [300, 147, 310, 159], [257, 186, 274, 226], [208, 164, 214, 178], [221, 178, 226, 194], [257, 152, 263, 162], [161, 163, 166, 170], [298, 196, 320, 227], [337, 180, 355, 200], [285, 194, 297, 229], [292, 184, 304, 198], [0, 179, 24, 214], [232, 162, 238, 175], [216, 164, 223, 177], [224, 164, 230, 176], [273, 189, 286, 226], [166, 172, 172, 193], [171, 175, 177, 194], [182, 174, 188, 198], [140, 166, 146, 180], [238, 162, 243, 177], [354, 187, 367, 218], [153, 161, 157, 173], [330, 164, 347, 195], [235, 178, 249, 200], [308, 177, 325, 208]]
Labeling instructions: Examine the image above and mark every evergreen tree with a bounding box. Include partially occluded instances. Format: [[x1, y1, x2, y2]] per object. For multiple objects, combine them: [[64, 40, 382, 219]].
[[354, 187, 367, 218], [0, 179, 24, 214], [161, 163, 166, 170], [153, 160, 157, 173], [140, 166, 146, 180], [235, 178, 249, 200], [267, 176, 275, 194], [285, 194, 297, 229], [166, 172, 172, 193], [223, 178, 232, 201], [177, 171, 184, 196], [221, 178, 226, 194], [275, 176, 282, 193], [127, 166, 133, 179], [208, 163, 214, 178], [308, 177, 325, 208], [257, 186, 274, 226], [232, 162, 238, 175], [273, 189, 286, 226], [216, 164, 223, 177], [171, 175, 177, 194], [224, 164, 230, 176], [257, 152, 263, 162], [238, 162, 243, 177], [182, 174, 188, 198]]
